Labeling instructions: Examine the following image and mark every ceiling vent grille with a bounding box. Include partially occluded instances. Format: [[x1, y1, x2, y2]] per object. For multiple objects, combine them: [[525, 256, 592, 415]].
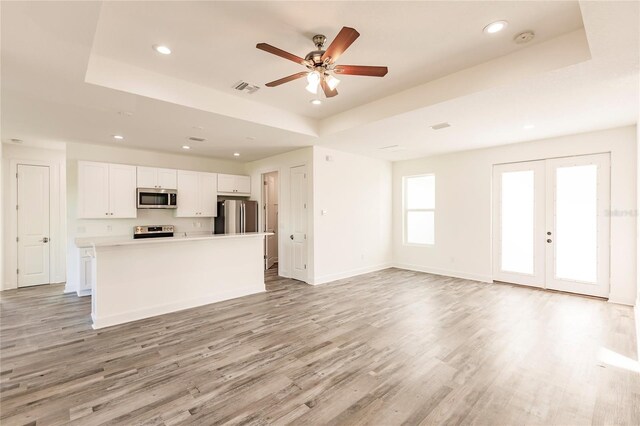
[[232, 80, 260, 94], [430, 122, 451, 130]]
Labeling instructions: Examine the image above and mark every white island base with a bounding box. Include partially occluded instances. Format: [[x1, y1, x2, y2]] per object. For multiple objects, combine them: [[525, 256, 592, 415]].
[[77, 233, 270, 329]]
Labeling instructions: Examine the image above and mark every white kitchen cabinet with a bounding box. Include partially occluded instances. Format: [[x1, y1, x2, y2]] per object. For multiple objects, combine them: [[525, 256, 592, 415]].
[[78, 248, 94, 297], [78, 161, 137, 219], [199, 173, 218, 216], [136, 166, 177, 189], [217, 174, 251, 195], [175, 170, 218, 217]]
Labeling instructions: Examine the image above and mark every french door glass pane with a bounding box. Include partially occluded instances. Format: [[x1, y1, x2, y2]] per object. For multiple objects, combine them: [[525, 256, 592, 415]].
[[501, 170, 534, 274], [406, 211, 434, 244], [555, 164, 597, 283]]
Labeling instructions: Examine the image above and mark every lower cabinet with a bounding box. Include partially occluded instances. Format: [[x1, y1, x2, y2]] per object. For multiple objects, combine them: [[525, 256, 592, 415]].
[[78, 248, 94, 297]]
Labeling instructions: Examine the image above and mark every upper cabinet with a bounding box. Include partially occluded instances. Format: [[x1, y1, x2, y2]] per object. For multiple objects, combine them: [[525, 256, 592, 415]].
[[78, 161, 137, 219], [218, 174, 251, 196], [175, 170, 218, 217], [136, 167, 177, 189]]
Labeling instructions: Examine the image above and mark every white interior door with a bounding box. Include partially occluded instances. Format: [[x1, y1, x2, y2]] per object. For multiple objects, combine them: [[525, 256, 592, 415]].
[[493, 153, 611, 298], [17, 164, 50, 287], [290, 165, 307, 281], [545, 154, 610, 297], [263, 172, 279, 270]]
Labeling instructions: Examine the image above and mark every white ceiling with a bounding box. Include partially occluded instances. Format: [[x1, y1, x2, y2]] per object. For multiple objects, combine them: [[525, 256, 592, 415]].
[[90, 1, 584, 119], [1, 1, 638, 162]]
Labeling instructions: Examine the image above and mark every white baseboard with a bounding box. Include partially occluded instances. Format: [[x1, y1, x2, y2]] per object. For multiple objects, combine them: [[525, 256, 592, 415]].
[[311, 263, 393, 285], [92, 285, 265, 329], [393, 263, 493, 283]]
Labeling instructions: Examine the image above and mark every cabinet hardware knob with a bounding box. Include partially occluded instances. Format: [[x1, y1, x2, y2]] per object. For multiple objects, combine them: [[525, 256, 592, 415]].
[[547, 231, 552, 235], [546, 239, 552, 243], [105, 212, 108, 215]]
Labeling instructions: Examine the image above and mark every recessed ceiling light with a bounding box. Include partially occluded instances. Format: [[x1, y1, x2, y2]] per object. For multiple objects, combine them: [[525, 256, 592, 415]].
[[233, 152, 240, 157], [483, 20, 508, 34], [182, 145, 191, 150], [153, 44, 172, 55], [113, 135, 124, 140], [523, 124, 535, 130], [310, 99, 322, 105]]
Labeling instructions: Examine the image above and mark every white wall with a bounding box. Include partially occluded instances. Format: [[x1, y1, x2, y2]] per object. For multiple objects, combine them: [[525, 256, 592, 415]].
[[2, 143, 67, 290], [393, 126, 637, 305], [245, 147, 314, 282], [66, 142, 245, 293], [312, 146, 392, 284]]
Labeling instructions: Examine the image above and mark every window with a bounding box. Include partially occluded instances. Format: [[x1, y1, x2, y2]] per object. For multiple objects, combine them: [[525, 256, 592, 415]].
[[403, 174, 435, 245]]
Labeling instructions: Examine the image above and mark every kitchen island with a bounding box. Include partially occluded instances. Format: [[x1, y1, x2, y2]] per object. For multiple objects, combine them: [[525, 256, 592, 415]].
[[75, 232, 272, 329]]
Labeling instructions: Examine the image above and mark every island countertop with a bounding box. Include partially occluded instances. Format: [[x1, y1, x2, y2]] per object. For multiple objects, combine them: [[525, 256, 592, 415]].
[[75, 232, 273, 248]]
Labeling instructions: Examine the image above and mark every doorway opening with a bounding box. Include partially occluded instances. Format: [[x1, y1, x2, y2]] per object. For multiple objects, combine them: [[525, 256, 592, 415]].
[[262, 171, 279, 271]]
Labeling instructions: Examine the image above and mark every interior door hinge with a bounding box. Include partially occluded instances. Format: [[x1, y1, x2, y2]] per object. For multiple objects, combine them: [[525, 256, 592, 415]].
[[304, 234, 307, 240], [304, 264, 307, 269], [16, 172, 19, 179], [16, 269, 19, 275], [16, 237, 19, 242], [16, 205, 18, 210]]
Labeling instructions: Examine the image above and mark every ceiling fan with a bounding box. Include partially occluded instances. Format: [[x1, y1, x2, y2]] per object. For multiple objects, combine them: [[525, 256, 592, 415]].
[[256, 27, 388, 98]]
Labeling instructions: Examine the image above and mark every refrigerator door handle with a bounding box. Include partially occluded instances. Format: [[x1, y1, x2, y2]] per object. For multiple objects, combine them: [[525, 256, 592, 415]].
[[241, 203, 245, 233]]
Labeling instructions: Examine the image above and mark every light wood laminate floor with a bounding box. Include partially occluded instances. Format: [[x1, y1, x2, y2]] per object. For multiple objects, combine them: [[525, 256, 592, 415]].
[[1, 268, 639, 425]]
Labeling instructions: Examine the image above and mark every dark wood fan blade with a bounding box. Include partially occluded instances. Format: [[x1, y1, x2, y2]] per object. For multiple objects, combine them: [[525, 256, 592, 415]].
[[256, 43, 306, 65], [321, 27, 360, 64], [265, 72, 309, 87], [333, 65, 388, 77], [320, 79, 338, 98]]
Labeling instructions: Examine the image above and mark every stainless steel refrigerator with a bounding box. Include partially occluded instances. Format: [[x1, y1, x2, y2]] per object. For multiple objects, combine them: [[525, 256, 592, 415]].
[[214, 200, 258, 234]]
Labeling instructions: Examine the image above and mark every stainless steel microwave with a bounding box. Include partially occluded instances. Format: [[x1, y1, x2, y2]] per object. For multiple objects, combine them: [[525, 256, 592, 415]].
[[136, 188, 177, 209]]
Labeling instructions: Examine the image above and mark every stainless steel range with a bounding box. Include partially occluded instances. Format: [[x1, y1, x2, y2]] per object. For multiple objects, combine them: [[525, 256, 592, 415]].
[[133, 225, 175, 239]]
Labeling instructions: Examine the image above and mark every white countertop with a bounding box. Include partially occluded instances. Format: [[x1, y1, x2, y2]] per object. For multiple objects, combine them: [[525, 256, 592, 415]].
[[75, 232, 273, 248]]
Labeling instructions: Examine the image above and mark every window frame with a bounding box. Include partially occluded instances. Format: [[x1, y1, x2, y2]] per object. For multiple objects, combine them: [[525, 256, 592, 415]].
[[402, 173, 436, 246]]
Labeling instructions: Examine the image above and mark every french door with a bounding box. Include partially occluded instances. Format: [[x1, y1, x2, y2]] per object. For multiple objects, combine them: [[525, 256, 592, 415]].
[[493, 153, 610, 298]]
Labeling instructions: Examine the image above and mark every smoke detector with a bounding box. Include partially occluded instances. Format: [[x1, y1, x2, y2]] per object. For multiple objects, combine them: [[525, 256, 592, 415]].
[[514, 31, 535, 44]]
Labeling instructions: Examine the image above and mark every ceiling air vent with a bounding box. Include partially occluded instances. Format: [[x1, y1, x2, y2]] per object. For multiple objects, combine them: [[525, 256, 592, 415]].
[[188, 136, 206, 142], [430, 122, 451, 130], [232, 80, 260, 94]]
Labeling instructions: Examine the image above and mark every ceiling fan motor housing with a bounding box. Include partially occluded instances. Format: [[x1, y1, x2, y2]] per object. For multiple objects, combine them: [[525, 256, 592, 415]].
[[305, 50, 326, 66]]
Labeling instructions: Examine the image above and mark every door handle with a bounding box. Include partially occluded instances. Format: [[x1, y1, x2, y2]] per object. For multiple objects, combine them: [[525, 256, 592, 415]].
[[290, 234, 294, 240], [41, 237, 49, 243]]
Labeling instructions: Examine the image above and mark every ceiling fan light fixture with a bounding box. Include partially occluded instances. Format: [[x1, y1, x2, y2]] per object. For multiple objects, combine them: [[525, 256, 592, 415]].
[[305, 71, 321, 94], [325, 74, 341, 90]]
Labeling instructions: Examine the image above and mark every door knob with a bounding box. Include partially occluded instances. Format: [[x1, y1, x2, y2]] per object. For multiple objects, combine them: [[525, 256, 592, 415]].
[[290, 235, 294, 240], [41, 237, 49, 243], [547, 239, 552, 243]]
